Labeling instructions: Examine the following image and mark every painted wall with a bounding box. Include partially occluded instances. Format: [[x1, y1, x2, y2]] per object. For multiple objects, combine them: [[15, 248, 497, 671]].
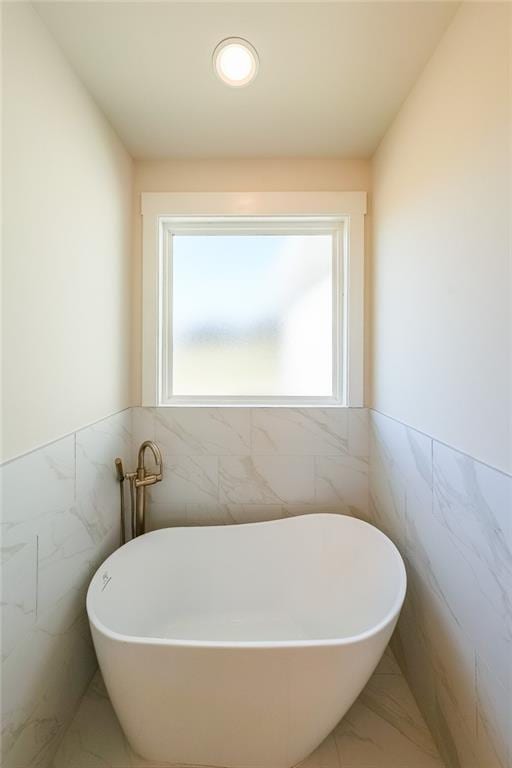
[[132, 157, 371, 404], [371, 2, 511, 475], [2, 2, 133, 462], [370, 4, 512, 768], [1, 5, 134, 767]]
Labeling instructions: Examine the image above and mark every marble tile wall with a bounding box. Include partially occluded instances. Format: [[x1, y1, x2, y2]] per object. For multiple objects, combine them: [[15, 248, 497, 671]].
[[0, 405, 369, 768], [1, 410, 133, 768], [7, 404, 507, 768], [368, 410, 512, 768], [132, 407, 370, 527]]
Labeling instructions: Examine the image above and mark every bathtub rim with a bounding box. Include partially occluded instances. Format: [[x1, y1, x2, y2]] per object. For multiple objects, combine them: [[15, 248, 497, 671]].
[[87, 514, 407, 650]]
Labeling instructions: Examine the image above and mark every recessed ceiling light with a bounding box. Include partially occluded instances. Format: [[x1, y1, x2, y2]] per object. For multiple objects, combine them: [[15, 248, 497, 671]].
[[213, 37, 259, 87]]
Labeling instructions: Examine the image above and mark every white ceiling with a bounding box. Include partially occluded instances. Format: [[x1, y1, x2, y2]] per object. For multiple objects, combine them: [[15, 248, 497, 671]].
[[36, 2, 458, 159]]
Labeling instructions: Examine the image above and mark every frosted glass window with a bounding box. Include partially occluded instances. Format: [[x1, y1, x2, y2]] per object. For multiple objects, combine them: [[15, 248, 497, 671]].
[[161, 220, 343, 403]]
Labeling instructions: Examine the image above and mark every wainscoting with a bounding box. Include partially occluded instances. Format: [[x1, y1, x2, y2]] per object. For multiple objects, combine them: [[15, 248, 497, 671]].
[[2, 405, 509, 768], [133, 407, 370, 528], [1, 406, 368, 768], [369, 410, 511, 768], [1, 410, 133, 768]]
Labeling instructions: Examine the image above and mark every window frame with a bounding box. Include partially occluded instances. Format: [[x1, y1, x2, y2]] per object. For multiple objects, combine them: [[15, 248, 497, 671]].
[[141, 192, 366, 407], [161, 217, 343, 405]]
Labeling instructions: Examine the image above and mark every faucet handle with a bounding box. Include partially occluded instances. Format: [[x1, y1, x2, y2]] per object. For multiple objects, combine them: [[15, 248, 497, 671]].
[[134, 472, 162, 488]]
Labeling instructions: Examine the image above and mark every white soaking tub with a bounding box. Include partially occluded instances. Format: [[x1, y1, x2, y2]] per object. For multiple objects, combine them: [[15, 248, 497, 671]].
[[87, 513, 406, 768]]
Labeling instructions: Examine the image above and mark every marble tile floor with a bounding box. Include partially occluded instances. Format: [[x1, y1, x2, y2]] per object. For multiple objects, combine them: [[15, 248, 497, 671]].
[[52, 647, 445, 768]]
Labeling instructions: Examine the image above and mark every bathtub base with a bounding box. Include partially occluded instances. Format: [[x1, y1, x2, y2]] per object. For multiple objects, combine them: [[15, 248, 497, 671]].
[[93, 626, 395, 768]]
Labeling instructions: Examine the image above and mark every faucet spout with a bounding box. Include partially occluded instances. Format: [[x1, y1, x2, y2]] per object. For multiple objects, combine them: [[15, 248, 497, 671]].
[[137, 440, 163, 479]]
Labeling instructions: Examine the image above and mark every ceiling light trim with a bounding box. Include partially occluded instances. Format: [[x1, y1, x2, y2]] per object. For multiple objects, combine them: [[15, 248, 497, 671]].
[[213, 37, 259, 88]]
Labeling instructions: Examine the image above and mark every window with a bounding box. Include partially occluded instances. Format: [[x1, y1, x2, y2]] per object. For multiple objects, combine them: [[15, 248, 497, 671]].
[[164, 219, 341, 403], [142, 193, 366, 406]]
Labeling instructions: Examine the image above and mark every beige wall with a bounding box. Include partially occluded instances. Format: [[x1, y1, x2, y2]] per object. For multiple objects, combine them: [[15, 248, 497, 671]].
[[371, 2, 511, 474], [2, 3, 133, 461], [133, 157, 371, 403]]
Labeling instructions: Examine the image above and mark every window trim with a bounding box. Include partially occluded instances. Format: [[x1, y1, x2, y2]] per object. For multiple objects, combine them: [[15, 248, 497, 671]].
[[141, 192, 366, 407]]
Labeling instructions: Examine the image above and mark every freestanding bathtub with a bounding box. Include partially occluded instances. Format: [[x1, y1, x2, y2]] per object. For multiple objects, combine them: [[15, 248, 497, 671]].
[[87, 513, 406, 768]]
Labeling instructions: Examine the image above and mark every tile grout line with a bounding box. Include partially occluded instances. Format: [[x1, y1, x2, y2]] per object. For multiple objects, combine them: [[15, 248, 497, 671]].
[[474, 651, 479, 742], [35, 534, 39, 619], [74, 431, 77, 504]]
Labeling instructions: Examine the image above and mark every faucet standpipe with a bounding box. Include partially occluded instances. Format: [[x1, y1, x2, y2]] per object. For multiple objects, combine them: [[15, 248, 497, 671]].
[[114, 441, 163, 542]]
